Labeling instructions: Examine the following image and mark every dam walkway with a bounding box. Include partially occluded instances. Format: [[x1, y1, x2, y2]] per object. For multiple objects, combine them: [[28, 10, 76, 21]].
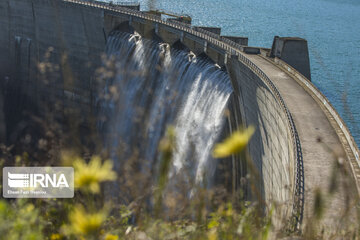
[[247, 54, 357, 231]]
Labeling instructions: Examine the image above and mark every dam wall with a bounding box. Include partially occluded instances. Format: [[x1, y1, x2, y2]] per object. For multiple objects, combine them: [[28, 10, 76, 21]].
[[0, 0, 105, 119], [0, 0, 304, 228], [227, 55, 295, 210]]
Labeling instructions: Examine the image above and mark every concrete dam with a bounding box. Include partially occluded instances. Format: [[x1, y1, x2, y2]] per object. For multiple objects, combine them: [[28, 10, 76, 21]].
[[1, 0, 359, 231]]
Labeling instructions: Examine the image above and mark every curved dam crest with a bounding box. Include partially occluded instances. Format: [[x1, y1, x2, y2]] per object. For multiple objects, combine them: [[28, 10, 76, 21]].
[[0, 0, 359, 232]]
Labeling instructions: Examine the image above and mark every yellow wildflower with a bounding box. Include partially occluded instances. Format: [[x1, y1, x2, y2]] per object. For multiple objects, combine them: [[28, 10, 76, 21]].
[[74, 156, 116, 193], [104, 234, 119, 240], [50, 233, 62, 240], [212, 126, 255, 158], [67, 205, 107, 236]]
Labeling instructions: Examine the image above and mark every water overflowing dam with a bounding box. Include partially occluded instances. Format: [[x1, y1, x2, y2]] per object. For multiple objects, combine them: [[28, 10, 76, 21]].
[[100, 31, 232, 184]]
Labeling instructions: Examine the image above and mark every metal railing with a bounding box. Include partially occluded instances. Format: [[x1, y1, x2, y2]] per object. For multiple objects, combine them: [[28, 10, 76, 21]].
[[236, 53, 304, 231], [273, 57, 360, 193], [62, 0, 305, 230], [93, 0, 139, 6], [112, 1, 139, 5]]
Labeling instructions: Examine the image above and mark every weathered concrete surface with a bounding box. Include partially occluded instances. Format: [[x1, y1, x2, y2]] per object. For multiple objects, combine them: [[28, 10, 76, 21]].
[[193, 26, 221, 35], [270, 37, 311, 81], [0, 0, 106, 142], [222, 36, 248, 46], [246, 54, 355, 233], [226, 55, 295, 227]]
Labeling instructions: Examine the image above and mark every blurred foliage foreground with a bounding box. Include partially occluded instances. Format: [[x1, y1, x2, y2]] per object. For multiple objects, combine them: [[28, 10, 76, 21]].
[[0, 125, 280, 240], [0, 122, 359, 240]]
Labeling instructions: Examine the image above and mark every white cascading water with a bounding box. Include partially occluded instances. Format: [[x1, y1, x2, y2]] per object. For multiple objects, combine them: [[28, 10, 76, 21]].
[[98, 31, 232, 186]]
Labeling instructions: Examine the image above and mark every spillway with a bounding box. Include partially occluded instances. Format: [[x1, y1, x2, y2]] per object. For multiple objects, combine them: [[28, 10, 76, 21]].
[[99, 31, 232, 186]]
